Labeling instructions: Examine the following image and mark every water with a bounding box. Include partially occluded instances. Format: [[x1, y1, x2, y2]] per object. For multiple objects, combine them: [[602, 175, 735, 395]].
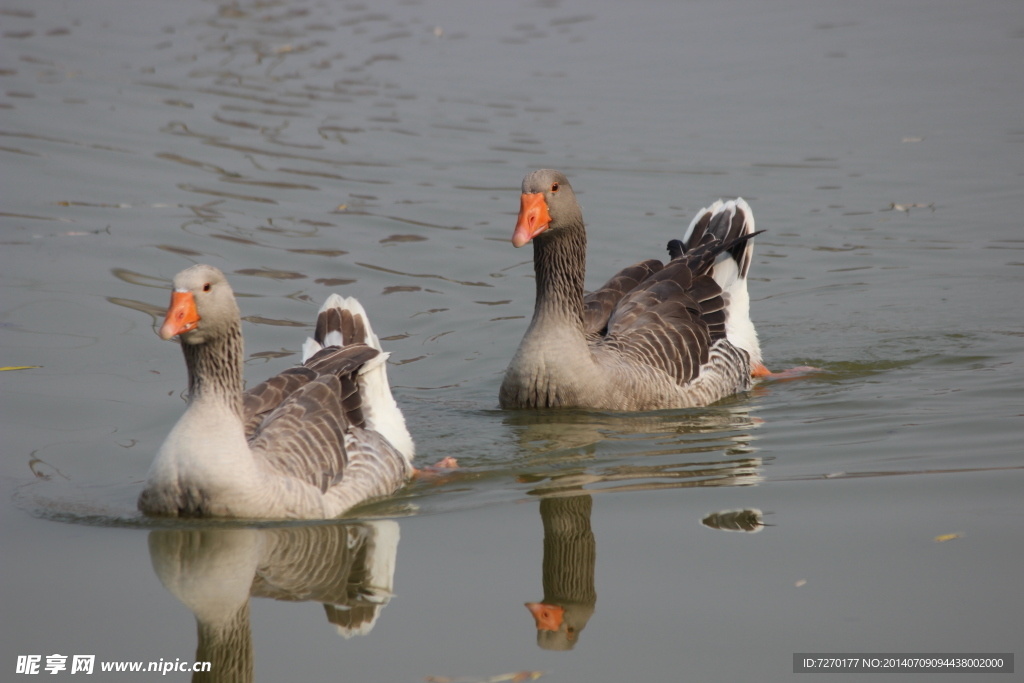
[[2, 0, 1022, 680]]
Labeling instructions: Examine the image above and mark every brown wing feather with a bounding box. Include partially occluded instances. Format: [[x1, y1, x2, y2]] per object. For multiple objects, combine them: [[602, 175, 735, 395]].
[[248, 345, 380, 493], [243, 367, 317, 439], [582, 259, 663, 336], [342, 309, 367, 345], [301, 345, 379, 429], [339, 426, 411, 496], [250, 377, 349, 493], [242, 344, 379, 439]]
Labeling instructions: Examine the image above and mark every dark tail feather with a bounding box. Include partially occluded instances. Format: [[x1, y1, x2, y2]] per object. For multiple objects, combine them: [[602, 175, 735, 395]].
[[667, 239, 687, 260]]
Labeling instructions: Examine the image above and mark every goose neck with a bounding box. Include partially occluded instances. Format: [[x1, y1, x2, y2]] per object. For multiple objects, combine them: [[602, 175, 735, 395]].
[[181, 322, 245, 420], [532, 225, 587, 326]]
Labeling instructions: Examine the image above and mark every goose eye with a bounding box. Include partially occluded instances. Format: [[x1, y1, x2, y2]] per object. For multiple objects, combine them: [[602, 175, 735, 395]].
[[551, 182, 559, 192], [202, 283, 211, 292]]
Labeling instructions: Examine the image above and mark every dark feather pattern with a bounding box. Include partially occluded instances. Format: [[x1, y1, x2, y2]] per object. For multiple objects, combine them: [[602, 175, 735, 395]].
[[666, 238, 686, 260], [338, 364, 366, 429], [582, 259, 663, 336], [242, 345, 378, 439], [314, 307, 339, 347], [249, 345, 380, 492], [242, 367, 318, 438], [683, 203, 758, 277], [340, 308, 366, 346], [313, 305, 366, 347], [250, 377, 349, 493]]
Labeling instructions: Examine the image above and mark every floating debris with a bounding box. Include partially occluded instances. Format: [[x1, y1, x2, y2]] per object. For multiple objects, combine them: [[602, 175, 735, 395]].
[[425, 672, 544, 683], [885, 202, 935, 213]]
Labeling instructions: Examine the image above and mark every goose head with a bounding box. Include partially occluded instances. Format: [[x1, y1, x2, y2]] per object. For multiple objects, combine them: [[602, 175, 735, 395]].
[[512, 169, 583, 247], [160, 264, 240, 345]]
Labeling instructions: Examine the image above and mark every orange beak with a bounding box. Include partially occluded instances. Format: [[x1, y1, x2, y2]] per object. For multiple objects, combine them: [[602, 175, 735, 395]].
[[512, 192, 552, 247], [160, 291, 200, 340], [525, 602, 565, 631]]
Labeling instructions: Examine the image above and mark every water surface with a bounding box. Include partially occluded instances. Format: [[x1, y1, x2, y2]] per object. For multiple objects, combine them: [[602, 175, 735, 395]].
[[2, 0, 1022, 681]]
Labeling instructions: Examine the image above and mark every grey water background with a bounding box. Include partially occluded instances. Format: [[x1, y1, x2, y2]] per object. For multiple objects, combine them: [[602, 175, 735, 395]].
[[1, 0, 1022, 681]]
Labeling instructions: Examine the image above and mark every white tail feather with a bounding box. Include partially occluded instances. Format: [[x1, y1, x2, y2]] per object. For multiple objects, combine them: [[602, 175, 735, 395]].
[[357, 352, 415, 461], [684, 198, 761, 368], [301, 337, 322, 364], [682, 199, 725, 245], [303, 294, 414, 462]]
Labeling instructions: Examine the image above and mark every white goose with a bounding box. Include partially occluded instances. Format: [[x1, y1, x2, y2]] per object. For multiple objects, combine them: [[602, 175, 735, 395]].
[[500, 169, 769, 411], [138, 264, 414, 519]]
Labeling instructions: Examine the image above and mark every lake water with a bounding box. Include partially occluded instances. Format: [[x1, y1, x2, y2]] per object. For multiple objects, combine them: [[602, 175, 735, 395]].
[[2, 0, 1022, 681]]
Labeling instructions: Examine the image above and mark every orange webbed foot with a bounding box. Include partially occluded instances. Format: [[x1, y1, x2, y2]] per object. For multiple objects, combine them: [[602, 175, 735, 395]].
[[753, 363, 820, 381], [412, 456, 459, 480]]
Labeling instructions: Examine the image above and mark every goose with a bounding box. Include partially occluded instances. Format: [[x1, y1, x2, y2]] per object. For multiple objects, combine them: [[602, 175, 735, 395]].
[[138, 264, 414, 519], [525, 495, 597, 651], [500, 169, 769, 411]]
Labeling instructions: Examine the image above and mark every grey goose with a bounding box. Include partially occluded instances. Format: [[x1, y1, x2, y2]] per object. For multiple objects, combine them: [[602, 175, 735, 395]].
[[500, 169, 768, 411], [138, 264, 414, 519]]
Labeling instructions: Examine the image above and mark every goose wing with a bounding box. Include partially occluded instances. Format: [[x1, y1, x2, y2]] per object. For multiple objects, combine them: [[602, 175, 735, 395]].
[[242, 304, 378, 439], [582, 259, 663, 336], [242, 367, 317, 439], [248, 344, 379, 493], [598, 234, 757, 386]]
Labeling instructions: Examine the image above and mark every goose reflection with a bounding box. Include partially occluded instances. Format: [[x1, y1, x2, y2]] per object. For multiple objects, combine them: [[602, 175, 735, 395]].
[[148, 522, 399, 682], [523, 493, 768, 652], [516, 405, 767, 650], [505, 404, 760, 455], [525, 495, 597, 651], [506, 405, 764, 494]]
